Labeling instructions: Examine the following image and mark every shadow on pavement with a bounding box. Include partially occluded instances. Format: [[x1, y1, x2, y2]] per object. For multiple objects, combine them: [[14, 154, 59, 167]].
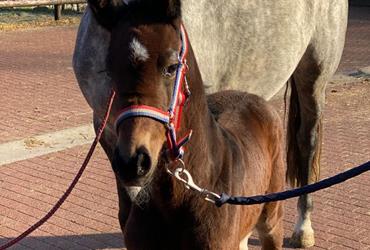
[[1, 234, 297, 249], [349, 5, 370, 21], [0, 232, 125, 249]]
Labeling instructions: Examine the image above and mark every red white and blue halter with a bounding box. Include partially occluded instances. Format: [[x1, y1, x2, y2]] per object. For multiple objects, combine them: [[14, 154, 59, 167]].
[[114, 24, 192, 160]]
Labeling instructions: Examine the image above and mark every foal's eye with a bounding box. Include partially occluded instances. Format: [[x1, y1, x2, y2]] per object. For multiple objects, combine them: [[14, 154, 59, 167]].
[[163, 63, 179, 78]]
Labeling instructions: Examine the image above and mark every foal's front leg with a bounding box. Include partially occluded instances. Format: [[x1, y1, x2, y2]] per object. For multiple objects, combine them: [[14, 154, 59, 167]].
[[256, 202, 284, 250], [239, 232, 252, 250]]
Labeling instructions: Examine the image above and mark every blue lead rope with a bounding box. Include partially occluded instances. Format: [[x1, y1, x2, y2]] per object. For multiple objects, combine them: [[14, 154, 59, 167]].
[[215, 161, 370, 207]]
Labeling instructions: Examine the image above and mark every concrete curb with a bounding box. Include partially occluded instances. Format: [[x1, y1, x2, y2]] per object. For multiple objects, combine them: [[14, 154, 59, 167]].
[[0, 124, 95, 166]]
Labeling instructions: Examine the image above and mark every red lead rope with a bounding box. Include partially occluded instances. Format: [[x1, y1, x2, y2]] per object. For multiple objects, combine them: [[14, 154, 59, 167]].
[[0, 90, 116, 250]]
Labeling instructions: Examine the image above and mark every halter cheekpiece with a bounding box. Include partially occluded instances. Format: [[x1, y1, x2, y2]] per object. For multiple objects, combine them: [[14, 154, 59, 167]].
[[114, 24, 192, 160]]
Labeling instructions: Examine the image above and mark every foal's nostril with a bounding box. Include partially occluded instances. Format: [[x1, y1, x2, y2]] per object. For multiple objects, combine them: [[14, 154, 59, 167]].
[[134, 147, 151, 176], [112, 147, 152, 182]]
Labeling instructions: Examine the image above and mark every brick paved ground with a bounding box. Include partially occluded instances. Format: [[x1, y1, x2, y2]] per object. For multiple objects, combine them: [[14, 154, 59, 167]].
[[0, 5, 369, 250], [0, 27, 91, 144]]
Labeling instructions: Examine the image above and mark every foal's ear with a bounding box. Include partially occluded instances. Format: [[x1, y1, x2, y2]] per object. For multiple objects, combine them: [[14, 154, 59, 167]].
[[88, 0, 126, 30]]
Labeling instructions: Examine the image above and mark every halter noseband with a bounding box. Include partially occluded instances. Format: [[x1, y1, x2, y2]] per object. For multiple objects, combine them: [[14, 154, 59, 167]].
[[114, 24, 192, 160]]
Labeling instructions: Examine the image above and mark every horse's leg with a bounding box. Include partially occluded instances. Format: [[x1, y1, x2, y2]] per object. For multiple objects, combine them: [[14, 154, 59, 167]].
[[287, 65, 321, 248], [256, 202, 284, 250], [288, 39, 344, 247], [93, 115, 132, 232], [288, 4, 347, 247]]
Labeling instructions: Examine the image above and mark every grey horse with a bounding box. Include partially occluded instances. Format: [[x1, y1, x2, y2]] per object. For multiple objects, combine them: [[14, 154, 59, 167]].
[[73, 0, 348, 248]]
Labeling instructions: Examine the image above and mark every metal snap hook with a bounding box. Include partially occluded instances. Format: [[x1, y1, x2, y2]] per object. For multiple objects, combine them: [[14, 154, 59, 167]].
[[166, 165, 221, 203]]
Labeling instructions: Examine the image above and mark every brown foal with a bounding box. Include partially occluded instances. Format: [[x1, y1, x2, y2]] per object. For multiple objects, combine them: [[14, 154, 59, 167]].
[[88, 0, 285, 249]]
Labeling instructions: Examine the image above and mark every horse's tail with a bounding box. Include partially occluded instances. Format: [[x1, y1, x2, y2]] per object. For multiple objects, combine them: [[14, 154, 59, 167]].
[[286, 76, 321, 187]]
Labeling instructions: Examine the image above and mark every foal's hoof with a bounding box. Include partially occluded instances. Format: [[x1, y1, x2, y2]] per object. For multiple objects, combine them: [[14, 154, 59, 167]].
[[289, 230, 315, 248]]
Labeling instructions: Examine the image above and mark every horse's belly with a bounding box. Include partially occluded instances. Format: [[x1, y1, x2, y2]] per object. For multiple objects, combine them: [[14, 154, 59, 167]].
[[183, 0, 347, 99]]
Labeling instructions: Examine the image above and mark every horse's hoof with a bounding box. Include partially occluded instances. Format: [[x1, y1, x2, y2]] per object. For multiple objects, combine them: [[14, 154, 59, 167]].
[[289, 230, 315, 248]]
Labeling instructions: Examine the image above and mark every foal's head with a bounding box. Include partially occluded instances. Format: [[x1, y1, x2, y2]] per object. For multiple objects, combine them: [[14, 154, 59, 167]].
[[89, 0, 184, 190]]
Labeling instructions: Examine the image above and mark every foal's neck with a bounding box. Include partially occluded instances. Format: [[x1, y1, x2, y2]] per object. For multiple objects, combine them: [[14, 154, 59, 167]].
[[177, 44, 229, 190]]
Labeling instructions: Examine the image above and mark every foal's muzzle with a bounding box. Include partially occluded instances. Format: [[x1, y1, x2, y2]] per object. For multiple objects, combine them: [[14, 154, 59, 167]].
[[112, 147, 152, 185]]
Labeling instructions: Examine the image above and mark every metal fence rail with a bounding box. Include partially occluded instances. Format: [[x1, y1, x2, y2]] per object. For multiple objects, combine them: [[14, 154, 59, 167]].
[[0, 0, 86, 20], [0, 0, 85, 8]]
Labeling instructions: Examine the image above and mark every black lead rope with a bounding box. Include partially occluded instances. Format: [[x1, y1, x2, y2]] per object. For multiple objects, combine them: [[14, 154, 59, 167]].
[[215, 161, 370, 207]]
